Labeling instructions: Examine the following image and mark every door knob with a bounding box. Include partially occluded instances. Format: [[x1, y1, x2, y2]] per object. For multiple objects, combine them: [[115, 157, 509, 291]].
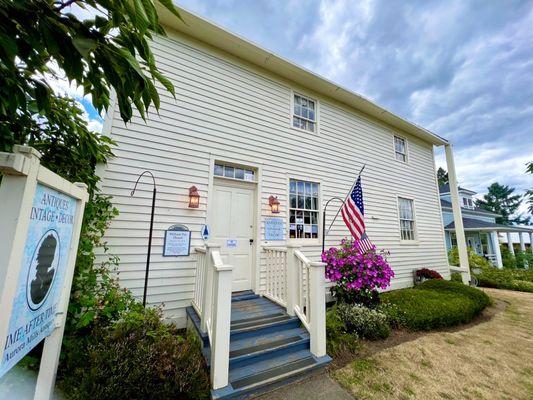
[[249, 239, 254, 245]]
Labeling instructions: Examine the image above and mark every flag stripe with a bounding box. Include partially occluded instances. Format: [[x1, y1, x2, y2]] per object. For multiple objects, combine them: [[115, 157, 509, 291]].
[[340, 176, 374, 252]]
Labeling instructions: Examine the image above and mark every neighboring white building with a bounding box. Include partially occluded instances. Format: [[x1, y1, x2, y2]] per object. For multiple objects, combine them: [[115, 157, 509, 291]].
[[500, 229, 533, 250], [98, 7, 462, 328], [439, 184, 533, 268]]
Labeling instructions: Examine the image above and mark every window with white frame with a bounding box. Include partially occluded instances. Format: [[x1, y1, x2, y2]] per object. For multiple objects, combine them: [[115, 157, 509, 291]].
[[214, 163, 255, 181], [394, 136, 407, 162], [292, 93, 316, 133], [398, 197, 416, 241], [289, 179, 319, 239], [462, 196, 474, 209]]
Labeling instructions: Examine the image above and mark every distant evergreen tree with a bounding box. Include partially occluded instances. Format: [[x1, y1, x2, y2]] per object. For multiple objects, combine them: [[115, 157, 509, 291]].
[[475, 182, 530, 225], [437, 167, 449, 186]]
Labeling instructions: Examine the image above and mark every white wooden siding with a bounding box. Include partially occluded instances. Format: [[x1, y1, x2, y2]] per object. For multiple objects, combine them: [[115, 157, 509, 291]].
[[97, 29, 448, 326]]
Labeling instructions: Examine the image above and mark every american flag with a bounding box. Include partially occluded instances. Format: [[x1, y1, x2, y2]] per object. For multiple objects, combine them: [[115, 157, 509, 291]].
[[341, 176, 373, 252]]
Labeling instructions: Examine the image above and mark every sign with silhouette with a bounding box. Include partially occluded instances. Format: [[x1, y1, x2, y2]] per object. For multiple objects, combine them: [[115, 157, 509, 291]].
[[0, 183, 77, 377]]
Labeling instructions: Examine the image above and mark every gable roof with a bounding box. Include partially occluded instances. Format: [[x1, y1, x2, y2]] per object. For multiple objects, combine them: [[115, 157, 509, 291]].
[[445, 217, 533, 233], [439, 184, 476, 195], [156, 6, 449, 147], [440, 199, 501, 217]]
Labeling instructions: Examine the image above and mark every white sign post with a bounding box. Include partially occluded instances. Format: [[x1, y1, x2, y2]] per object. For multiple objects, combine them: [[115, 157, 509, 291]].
[[0, 145, 88, 400]]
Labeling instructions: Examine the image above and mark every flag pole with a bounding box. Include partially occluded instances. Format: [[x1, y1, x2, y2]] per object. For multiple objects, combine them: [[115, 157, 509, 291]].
[[327, 164, 366, 232], [321, 164, 366, 253]]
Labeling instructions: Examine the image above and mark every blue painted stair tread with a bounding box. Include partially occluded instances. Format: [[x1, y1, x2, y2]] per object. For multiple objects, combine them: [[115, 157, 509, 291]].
[[187, 293, 331, 399]]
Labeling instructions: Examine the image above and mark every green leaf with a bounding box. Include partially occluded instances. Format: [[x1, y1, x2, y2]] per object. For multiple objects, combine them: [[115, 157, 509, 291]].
[[156, 0, 183, 22], [151, 69, 175, 97], [33, 81, 50, 113], [72, 36, 96, 58]]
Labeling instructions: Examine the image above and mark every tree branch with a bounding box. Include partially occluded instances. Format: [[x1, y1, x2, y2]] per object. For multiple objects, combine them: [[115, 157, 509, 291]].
[[55, 0, 79, 12]]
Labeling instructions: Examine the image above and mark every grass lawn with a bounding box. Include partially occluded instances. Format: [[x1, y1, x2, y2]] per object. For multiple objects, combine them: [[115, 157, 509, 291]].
[[332, 289, 533, 400]]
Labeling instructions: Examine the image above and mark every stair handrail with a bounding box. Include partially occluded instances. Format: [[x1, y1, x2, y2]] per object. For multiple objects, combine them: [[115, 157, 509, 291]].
[[204, 246, 233, 390], [293, 249, 327, 358]]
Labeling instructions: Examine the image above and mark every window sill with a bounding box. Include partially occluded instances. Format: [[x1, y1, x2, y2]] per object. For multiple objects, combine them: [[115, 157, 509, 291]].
[[399, 240, 419, 246], [290, 125, 318, 135], [288, 239, 322, 247]]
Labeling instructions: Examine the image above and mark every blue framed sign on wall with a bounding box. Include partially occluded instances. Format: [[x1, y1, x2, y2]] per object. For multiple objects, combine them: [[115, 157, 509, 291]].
[[163, 224, 191, 256]]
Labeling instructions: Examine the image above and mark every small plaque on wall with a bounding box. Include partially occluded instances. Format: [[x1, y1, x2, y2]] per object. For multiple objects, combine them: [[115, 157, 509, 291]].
[[163, 224, 191, 256], [265, 217, 285, 241]]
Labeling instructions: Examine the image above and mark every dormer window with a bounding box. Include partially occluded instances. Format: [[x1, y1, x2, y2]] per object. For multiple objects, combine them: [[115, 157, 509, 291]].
[[462, 197, 474, 209]]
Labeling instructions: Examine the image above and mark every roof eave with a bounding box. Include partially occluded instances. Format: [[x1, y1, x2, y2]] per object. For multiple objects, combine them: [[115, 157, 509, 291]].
[[157, 6, 449, 147]]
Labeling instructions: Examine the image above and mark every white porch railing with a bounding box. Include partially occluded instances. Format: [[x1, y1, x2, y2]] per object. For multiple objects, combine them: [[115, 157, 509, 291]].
[[192, 247, 207, 316], [485, 253, 497, 267], [263, 246, 287, 307], [262, 245, 327, 358], [193, 244, 233, 390]]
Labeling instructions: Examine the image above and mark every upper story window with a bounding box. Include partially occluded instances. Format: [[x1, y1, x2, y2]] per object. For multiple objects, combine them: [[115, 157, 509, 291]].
[[214, 163, 255, 181], [289, 179, 319, 239], [398, 197, 416, 241], [292, 93, 316, 133], [394, 136, 407, 162], [462, 196, 474, 209]]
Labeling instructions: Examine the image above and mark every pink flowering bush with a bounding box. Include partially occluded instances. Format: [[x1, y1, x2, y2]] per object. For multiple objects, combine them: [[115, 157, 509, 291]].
[[322, 239, 395, 305]]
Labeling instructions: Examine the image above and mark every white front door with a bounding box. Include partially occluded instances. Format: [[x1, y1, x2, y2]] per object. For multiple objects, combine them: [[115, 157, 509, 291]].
[[211, 181, 255, 292]]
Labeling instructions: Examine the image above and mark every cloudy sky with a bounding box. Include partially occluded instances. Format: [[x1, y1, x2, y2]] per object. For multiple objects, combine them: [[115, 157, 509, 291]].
[[71, 0, 533, 214]]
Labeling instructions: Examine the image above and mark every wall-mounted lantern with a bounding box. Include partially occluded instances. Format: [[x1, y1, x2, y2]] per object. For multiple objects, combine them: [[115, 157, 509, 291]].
[[188, 186, 200, 208], [269, 195, 280, 214]]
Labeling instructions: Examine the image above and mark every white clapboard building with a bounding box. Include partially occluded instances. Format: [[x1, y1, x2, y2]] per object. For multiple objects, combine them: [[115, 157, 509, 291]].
[[96, 7, 469, 397]]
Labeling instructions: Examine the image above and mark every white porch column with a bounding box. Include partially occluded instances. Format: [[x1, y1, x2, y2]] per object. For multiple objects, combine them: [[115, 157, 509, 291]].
[[519, 232, 528, 268], [530, 232, 533, 253], [491, 231, 503, 269], [507, 232, 515, 254], [444, 144, 470, 283], [309, 261, 327, 358], [519, 232, 526, 252]]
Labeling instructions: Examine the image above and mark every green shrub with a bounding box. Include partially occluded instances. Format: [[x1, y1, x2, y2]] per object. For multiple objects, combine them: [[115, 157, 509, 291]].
[[337, 303, 391, 340], [376, 302, 406, 329], [448, 246, 492, 270], [450, 272, 463, 283], [475, 267, 533, 293], [61, 308, 210, 400], [417, 280, 491, 313], [500, 247, 518, 269], [381, 280, 490, 331], [326, 306, 359, 355]]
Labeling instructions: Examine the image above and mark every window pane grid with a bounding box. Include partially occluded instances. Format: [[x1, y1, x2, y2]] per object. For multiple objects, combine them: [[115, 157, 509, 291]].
[[394, 136, 406, 162], [214, 163, 255, 181], [293, 94, 316, 133], [398, 198, 415, 241], [289, 179, 319, 239]]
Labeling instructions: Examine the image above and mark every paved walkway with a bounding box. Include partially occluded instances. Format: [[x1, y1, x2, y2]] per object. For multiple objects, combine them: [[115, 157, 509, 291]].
[[257, 373, 353, 400]]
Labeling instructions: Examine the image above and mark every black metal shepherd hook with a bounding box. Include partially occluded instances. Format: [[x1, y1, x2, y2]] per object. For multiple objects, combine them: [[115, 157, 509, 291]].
[[321, 164, 366, 254], [322, 197, 346, 254], [131, 170, 157, 307]]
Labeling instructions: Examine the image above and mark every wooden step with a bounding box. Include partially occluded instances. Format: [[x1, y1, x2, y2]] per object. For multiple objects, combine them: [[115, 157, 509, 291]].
[[186, 295, 331, 400], [229, 327, 310, 368], [212, 350, 331, 399]]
